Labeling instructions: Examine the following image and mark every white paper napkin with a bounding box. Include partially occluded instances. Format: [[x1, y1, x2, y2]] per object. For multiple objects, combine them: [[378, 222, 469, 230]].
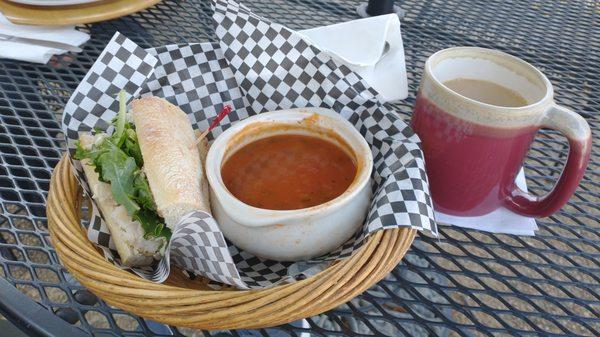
[[0, 13, 89, 64], [299, 14, 408, 103], [435, 169, 538, 235]]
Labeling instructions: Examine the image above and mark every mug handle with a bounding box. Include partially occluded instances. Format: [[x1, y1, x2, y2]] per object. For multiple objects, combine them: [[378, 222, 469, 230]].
[[504, 104, 592, 217]]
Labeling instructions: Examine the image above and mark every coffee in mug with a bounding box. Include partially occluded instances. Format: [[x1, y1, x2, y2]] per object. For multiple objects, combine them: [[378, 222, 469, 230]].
[[411, 47, 591, 217], [443, 78, 527, 107]]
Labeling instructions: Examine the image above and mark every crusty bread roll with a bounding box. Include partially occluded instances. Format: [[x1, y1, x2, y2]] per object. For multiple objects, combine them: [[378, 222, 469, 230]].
[[131, 97, 211, 230], [79, 134, 165, 267]]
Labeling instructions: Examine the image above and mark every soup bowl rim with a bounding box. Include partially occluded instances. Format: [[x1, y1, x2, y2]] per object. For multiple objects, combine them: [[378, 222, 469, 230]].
[[205, 107, 373, 228]]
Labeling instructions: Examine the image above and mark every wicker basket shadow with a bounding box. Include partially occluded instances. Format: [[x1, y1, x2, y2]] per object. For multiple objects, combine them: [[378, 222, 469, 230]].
[[47, 155, 416, 330]]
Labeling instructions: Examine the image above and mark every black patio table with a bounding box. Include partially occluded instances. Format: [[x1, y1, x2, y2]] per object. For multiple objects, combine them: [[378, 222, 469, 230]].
[[0, 0, 598, 336]]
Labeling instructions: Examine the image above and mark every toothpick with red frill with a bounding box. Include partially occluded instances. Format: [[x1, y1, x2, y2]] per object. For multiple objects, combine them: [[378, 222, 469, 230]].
[[193, 105, 233, 146]]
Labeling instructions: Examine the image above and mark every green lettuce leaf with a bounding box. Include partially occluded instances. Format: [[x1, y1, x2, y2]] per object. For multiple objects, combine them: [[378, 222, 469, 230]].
[[114, 90, 128, 142], [133, 171, 155, 211], [96, 142, 139, 215], [74, 90, 171, 241], [134, 209, 172, 240], [123, 129, 143, 167]]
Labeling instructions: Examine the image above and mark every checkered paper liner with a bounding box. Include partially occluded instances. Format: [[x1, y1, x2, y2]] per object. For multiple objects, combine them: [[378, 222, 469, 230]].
[[62, 0, 437, 289]]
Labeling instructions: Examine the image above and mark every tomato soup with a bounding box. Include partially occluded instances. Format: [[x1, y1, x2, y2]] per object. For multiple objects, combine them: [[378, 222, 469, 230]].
[[221, 134, 357, 210]]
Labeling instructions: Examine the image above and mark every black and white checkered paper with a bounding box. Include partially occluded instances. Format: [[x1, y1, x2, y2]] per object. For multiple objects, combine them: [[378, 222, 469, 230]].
[[62, 0, 437, 289]]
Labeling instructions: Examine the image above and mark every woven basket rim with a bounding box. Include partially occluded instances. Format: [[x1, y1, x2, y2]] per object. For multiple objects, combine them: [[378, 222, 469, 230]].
[[47, 154, 416, 330]]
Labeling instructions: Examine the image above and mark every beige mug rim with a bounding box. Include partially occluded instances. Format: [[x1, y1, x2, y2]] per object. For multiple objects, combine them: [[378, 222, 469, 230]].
[[425, 47, 554, 113]]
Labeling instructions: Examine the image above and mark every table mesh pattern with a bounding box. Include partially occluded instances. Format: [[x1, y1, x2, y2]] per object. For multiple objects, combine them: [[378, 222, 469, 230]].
[[0, 0, 598, 336]]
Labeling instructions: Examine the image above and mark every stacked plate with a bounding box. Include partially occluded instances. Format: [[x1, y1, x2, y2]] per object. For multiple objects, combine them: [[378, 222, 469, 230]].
[[0, 0, 161, 25], [9, 0, 100, 5]]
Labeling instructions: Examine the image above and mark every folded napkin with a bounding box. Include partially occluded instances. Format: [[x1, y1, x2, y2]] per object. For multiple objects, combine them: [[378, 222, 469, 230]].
[[299, 14, 408, 103], [0, 13, 89, 64], [435, 169, 538, 235]]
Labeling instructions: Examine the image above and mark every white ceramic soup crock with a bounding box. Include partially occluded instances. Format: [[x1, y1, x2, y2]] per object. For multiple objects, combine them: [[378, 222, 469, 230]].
[[205, 107, 373, 261]]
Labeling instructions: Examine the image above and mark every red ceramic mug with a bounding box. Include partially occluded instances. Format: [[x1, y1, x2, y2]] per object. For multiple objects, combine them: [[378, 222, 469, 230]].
[[411, 47, 591, 217]]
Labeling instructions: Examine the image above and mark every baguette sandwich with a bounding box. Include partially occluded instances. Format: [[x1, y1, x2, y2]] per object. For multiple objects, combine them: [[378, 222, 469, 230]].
[[75, 93, 210, 266]]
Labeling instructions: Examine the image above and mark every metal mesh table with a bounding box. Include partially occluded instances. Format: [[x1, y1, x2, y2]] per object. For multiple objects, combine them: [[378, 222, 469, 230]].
[[0, 0, 598, 336]]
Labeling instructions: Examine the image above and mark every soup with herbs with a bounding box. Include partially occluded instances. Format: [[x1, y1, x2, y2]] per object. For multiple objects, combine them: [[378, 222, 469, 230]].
[[221, 134, 357, 210]]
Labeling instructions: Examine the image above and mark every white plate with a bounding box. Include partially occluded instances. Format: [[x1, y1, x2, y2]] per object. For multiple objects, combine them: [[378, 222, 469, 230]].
[[6, 0, 100, 6]]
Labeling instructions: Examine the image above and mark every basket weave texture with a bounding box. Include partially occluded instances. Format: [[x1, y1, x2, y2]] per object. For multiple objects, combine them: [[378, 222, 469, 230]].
[[47, 155, 416, 330]]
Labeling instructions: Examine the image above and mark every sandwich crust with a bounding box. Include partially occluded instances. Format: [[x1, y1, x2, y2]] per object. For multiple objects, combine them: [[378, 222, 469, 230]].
[[131, 97, 210, 229]]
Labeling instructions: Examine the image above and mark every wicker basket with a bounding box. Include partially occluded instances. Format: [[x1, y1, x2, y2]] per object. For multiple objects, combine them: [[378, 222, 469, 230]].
[[47, 155, 416, 330]]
